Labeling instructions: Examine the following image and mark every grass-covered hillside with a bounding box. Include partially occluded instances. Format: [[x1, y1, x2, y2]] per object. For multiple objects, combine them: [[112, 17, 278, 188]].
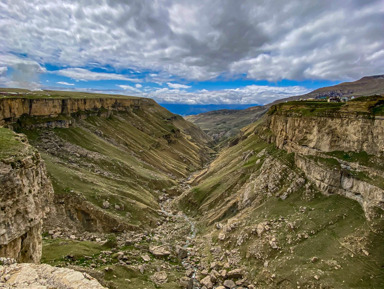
[[13, 97, 213, 233], [180, 115, 384, 288], [269, 95, 384, 117], [0, 127, 32, 160]]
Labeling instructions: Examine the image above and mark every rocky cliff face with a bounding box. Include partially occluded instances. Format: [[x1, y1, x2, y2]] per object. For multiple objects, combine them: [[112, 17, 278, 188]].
[[269, 114, 384, 157], [0, 128, 53, 263], [0, 97, 154, 126], [294, 154, 384, 220], [180, 99, 384, 288], [267, 99, 384, 219], [0, 94, 212, 235]]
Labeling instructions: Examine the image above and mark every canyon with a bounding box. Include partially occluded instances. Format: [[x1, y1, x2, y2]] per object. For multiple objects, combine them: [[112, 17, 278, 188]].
[[0, 89, 383, 288]]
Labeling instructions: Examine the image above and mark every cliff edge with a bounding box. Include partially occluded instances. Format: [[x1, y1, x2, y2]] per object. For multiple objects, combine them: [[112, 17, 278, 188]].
[[267, 96, 384, 219], [0, 128, 53, 263]]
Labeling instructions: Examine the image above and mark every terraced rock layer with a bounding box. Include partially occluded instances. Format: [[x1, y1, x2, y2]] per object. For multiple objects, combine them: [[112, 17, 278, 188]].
[[0, 128, 53, 263]]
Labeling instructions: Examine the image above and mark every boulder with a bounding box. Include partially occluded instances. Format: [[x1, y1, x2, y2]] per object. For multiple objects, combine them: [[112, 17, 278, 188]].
[[149, 245, 171, 257], [0, 263, 105, 288], [179, 276, 190, 288], [223, 279, 236, 288], [227, 268, 243, 279], [176, 246, 188, 260], [200, 275, 213, 289], [102, 200, 110, 209], [151, 271, 168, 284]]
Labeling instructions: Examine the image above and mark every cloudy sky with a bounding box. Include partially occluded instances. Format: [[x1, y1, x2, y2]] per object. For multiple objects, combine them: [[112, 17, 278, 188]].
[[0, 0, 383, 105]]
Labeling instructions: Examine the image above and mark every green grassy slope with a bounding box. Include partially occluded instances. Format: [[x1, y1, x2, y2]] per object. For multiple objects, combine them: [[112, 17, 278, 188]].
[[17, 101, 212, 232], [181, 117, 384, 288], [269, 95, 384, 117], [0, 127, 32, 160]]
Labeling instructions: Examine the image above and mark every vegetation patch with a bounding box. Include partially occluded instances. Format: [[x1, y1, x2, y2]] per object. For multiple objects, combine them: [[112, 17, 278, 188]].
[[0, 127, 31, 160]]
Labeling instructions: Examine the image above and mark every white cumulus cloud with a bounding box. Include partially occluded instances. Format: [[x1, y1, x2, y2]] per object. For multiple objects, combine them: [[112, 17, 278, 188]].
[[167, 83, 191, 89], [57, 81, 74, 86], [143, 85, 310, 105], [55, 68, 142, 82], [118, 84, 141, 93]]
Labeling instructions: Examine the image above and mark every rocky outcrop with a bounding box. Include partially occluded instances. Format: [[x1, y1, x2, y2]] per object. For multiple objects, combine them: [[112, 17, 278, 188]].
[[0, 97, 155, 126], [0, 262, 105, 288], [0, 129, 53, 263], [267, 105, 384, 219], [269, 114, 384, 157], [295, 155, 384, 219], [44, 192, 139, 233]]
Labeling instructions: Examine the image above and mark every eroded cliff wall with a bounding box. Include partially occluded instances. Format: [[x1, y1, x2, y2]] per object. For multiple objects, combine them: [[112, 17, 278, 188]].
[[269, 114, 384, 156], [0, 95, 212, 234], [0, 97, 155, 125], [0, 128, 53, 262], [267, 99, 384, 219]]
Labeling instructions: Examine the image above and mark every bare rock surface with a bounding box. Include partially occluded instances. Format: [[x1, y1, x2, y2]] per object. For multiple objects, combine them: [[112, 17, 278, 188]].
[[0, 263, 106, 288], [0, 130, 53, 263]]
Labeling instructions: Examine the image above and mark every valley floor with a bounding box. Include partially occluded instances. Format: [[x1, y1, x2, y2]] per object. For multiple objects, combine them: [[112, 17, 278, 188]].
[[41, 179, 201, 289]]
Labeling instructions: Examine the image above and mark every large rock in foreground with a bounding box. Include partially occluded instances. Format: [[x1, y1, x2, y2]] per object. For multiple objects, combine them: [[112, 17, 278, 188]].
[[0, 262, 105, 288]]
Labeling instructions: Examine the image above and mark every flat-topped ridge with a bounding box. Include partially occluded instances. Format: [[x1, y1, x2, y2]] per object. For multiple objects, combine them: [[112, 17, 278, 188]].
[[0, 96, 156, 126]]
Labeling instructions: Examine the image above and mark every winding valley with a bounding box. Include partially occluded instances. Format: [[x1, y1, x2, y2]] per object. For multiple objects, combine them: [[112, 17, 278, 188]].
[[1, 88, 384, 289]]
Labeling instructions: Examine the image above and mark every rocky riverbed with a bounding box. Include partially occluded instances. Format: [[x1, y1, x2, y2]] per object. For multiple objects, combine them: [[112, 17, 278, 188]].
[[37, 178, 253, 289]]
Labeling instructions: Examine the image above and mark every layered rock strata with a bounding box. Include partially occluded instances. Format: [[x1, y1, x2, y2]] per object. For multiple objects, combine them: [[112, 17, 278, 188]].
[[269, 114, 384, 157], [0, 130, 53, 262], [267, 105, 384, 219], [0, 97, 154, 126]]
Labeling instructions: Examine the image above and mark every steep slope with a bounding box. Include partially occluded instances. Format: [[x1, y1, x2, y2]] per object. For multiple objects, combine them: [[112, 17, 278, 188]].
[[0, 128, 107, 288], [0, 128, 53, 263], [0, 91, 213, 234], [0, 89, 215, 289], [180, 96, 384, 288]]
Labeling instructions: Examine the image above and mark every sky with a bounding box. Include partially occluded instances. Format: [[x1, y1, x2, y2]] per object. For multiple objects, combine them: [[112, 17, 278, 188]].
[[0, 0, 383, 106]]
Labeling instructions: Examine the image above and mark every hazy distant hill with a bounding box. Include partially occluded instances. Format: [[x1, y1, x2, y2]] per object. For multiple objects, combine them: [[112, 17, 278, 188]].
[[185, 105, 267, 144]]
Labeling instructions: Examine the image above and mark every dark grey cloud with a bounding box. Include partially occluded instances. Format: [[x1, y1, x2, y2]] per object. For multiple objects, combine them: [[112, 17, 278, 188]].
[[0, 0, 383, 83]]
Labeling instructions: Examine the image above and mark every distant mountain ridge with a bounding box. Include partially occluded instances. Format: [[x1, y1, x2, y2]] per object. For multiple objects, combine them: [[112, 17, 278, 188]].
[[159, 103, 259, 116], [268, 74, 384, 106], [187, 75, 384, 143]]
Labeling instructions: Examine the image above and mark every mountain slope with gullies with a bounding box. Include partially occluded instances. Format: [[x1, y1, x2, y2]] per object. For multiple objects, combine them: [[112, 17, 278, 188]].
[[0, 89, 216, 288], [179, 96, 384, 288], [2, 88, 384, 289], [187, 75, 384, 144], [0, 89, 213, 234]]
